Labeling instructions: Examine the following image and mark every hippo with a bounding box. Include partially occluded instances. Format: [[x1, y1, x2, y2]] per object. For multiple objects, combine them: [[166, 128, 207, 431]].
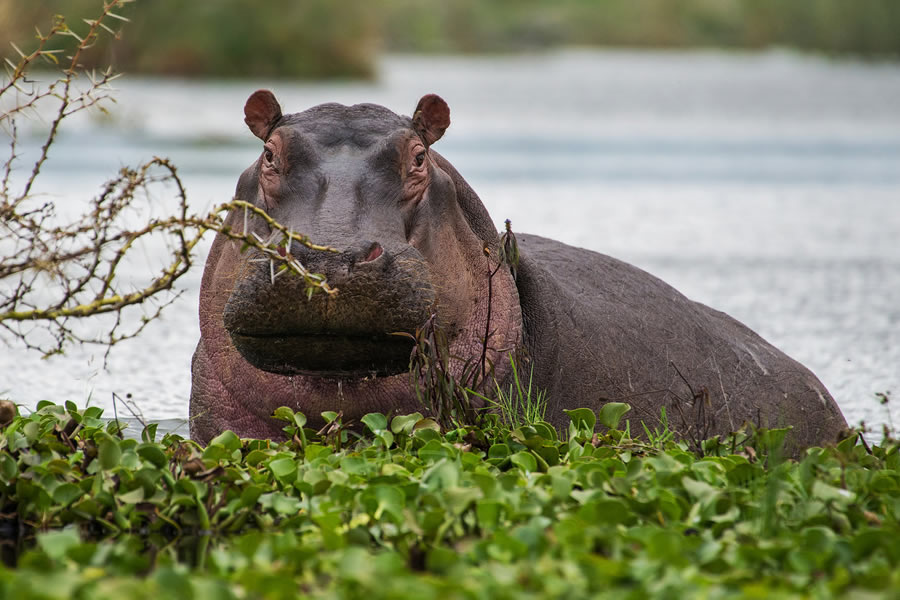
[[189, 90, 847, 450]]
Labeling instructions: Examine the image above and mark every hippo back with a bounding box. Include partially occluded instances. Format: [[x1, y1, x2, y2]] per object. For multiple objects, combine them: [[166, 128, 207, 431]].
[[515, 234, 846, 449]]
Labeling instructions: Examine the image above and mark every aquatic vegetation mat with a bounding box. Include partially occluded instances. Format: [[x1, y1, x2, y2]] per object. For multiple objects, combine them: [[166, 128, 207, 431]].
[[1, 401, 899, 599]]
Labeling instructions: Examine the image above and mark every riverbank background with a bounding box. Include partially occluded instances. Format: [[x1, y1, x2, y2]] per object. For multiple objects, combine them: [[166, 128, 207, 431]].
[[1, 0, 898, 438], [3, 0, 900, 77]]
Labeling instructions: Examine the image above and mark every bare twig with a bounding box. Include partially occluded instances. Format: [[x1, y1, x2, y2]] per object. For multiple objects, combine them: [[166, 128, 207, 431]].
[[0, 4, 336, 359]]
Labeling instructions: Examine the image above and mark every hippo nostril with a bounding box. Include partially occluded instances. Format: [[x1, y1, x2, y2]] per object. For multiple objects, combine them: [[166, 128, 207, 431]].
[[361, 242, 383, 263]]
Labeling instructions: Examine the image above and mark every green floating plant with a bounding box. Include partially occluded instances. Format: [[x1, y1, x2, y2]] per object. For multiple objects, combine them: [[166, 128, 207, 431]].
[[1, 401, 899, 599]]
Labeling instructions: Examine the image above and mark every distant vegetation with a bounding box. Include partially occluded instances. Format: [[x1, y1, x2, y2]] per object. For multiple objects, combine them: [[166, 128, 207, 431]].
[[1, 0, 899, 79]]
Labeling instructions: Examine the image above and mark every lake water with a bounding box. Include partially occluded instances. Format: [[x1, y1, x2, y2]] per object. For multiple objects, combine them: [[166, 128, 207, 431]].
[[3, 50, 900, 438]]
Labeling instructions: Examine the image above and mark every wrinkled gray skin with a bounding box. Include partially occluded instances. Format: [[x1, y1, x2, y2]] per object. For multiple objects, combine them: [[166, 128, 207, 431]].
[[190, 91, 847, 451]]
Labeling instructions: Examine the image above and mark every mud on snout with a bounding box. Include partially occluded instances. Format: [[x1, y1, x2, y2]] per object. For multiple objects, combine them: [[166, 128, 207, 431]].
[[222, 243, 438, 378]]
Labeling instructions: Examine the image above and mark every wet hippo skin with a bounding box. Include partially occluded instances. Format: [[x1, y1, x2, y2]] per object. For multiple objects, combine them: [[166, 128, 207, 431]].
[[189, 91, 847, 451]]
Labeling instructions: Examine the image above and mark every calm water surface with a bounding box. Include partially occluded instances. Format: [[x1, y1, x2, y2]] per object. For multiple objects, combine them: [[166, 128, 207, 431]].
[[4, 51, 900, 437]]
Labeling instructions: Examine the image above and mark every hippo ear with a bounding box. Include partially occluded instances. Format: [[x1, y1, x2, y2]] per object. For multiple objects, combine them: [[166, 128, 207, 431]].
[[244, 89, 282, 140], [412, 94, 450, 147]]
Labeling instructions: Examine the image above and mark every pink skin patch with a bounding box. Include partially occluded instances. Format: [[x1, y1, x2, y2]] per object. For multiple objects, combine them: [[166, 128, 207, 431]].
[[363, 242, 383, 263]]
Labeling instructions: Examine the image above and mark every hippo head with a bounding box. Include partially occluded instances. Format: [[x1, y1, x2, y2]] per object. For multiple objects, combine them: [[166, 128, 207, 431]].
[[191, 91, 523, 442]]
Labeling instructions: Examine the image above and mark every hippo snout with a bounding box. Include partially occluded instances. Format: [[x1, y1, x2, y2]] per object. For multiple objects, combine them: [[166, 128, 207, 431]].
[[222, 242, 438, 378]]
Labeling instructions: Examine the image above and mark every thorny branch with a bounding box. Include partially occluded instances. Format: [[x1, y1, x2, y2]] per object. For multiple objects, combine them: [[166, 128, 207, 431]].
[[1, 2, 335, 359], [405, 221, 521, 428]]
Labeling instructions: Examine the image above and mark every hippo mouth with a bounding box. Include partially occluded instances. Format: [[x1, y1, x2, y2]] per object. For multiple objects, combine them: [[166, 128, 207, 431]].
[[228, 331, 415, 378]]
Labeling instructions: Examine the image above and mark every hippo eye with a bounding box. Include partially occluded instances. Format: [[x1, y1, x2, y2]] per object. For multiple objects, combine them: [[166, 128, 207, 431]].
[[264, 148, 274, 163], [414, 151, 426, 167]]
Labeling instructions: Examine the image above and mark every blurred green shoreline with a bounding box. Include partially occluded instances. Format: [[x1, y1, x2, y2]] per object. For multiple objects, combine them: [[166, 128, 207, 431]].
[[2, 0, 899, 80]]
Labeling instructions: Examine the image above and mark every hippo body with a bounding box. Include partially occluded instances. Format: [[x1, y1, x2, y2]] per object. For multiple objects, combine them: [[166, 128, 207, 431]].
[[513, 234, 845, 444], [189, 91, 847, 449]]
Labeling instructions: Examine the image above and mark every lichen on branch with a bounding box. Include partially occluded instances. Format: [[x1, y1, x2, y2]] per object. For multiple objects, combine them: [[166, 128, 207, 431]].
[[1, 1, 334, 358]]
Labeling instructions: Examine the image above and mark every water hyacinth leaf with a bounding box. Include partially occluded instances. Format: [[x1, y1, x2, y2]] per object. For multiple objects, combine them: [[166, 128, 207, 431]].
[[511, 451, 537, 473], [426, 546, 461, 574], [647, 452, 684, 477], [413, 427, 442, 444], [682, 476, 718, 502], [136, 443, 168, 469], [597, 402, 631, 430], [208, 430, 241, 452], [240, 485, 265, 507], [51, 482, 83, 506], [424, 460, 461, 490], [532, 421, 557, 441], [118, 487, 145, 504], [756, 427, 790, 455], [0, 453, 17, 483], [259, 492, 302, 515], [645, 529, 691, 567], [361, 484, 405, 521], [565, 408, 596, 433], [869, 471, 900, 493], [267, 457, 298, 484], [98, 438, 122, 470], [534, 444, 560, 468], [243, 449, 273, 466], [511, 426, 545, 450], [836, 432, 862, 456], [488, 443, 510, 459], [273, 406, 295, 422], [70, 497, 101, 518], [579, 497, 634, 526], [337, 546, 374, 582], [135, 469, 163, 496], [390, 412, 424, 434], [291, 412, 307, 429], [68, 407, 95, 423], [202, 445, 232, 462], [566, 438, 585, 461], [361, 413, 388, 433], [413, 418, 440, 432], [812, 480, 856, 505], [22, 421, 49, 446], [339, 456, 368, 475], [312, 512, 346, 550], [304, 444, 332, 461], [48, 458, 73, 476], [37, 528, 81, 561], [64, 400, 77, 414], [418, 439, 453, 461], [690, 460, 728, 485], [175, 478, 201, 499], [442, 486, 482, 515], [371, 429, 394, 449], [852, 529, 893, 558], [141, 422, 159, 444], [476, 499, 504, 530], [726, 462, 761, 486]]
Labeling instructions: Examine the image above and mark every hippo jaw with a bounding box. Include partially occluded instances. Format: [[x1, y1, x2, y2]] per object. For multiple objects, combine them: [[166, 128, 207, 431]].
[[221, 242, 441, 379], [226, 331, 416, 378]]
